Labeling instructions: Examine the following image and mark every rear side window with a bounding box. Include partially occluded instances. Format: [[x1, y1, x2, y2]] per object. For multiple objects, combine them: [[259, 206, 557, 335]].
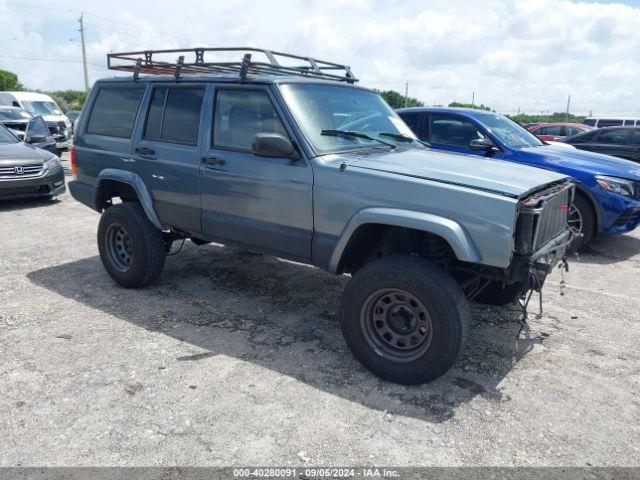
[[598, 119, 624, 128], [537, 125, 564, 136], [86, 86, 144, 138], [624, 120, 635, 126], [213, 89, 287, 150], [144, 86, 205, 145]]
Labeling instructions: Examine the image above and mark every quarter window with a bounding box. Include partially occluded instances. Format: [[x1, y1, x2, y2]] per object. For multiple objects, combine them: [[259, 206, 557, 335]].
[[86, 86, 144, 138], [213, 89, 287, 151], [143, 86, 205, 145]]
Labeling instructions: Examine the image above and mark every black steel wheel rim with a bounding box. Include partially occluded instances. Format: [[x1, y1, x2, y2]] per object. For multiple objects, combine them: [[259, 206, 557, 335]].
[[106, 223, 133, 272], [360, 288, 433, 363]]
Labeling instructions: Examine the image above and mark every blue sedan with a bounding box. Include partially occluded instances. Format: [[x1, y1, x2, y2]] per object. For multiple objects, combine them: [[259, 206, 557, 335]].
[[397, 107, 640, 250]]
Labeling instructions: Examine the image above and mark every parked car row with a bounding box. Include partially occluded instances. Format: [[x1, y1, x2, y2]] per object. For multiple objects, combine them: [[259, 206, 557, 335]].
[[0, 91, 72, 156], [3, 47, 640, 385]]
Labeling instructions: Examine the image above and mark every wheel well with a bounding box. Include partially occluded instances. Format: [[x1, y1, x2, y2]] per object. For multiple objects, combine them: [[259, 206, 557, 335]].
[[97, 180, 139, 210], [337, 224, 456, 274]]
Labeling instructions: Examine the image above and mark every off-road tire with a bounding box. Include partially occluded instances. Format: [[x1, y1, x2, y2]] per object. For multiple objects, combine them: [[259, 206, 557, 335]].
[[568, 194, 595, 254], [97, 202, 166, 288], [473, 281, 523, 306], [339, 255, 471, 385]]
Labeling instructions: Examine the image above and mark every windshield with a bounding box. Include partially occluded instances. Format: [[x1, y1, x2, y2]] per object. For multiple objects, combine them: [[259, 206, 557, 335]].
[[475, 112, 543, 148], [0, 108, 32, 121], [22, 100, 63, 116], [280, 83, 417, 154], [0, 124, 19, 143]]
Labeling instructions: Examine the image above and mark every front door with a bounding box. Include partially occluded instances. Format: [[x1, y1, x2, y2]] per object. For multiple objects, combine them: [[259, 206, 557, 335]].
[[131, 84, 206, 233], [200, 85, 313, 260], [423, 113, 488, 156]]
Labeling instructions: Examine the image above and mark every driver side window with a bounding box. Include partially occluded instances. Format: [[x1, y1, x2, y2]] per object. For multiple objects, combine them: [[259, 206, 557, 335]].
[[427, 114, 484, 148]]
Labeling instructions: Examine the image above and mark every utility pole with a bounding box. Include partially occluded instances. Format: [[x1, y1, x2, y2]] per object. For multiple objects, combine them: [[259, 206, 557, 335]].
[[565, 94, 571, 122], [404, 82, 409, 108], [78, 14, 89, 92], [471, 91, 475, 107], [517, 107, 520, 115]]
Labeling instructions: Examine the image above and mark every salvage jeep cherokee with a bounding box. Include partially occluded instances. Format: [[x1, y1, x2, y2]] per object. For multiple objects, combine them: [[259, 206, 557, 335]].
[[69, 48, 574, 384]]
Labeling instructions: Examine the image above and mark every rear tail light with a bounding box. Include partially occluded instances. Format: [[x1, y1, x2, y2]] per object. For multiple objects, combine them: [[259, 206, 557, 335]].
[[70, 145, 77, 178]]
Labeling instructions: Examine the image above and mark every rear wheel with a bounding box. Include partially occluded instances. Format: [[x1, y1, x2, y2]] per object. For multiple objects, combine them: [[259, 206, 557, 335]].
[[568, 194, 595, 253], [339, 255, 470, 385], [97, 202, 166, 288]]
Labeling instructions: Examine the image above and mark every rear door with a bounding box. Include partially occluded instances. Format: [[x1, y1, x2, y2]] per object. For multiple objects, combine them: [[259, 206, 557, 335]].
[[200, 85, 313, 260], [591, 128, 634, 159], [131, 84, 206, 233]]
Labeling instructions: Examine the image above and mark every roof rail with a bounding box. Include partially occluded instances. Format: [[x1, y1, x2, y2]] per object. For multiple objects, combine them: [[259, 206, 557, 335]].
[[107, 47, 358, 84]]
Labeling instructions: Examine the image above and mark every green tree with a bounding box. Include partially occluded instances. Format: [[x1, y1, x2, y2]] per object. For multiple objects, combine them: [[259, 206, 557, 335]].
[[47, 90, 88, 112], [0, 69, 24, 91], [507, 112, 586, 125], [448, 101, 492, 111], [377, 89, 424, 109]]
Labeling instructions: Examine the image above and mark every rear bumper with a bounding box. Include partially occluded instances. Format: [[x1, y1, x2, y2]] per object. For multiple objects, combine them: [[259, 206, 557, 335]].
[[68, 180, 97, 211], [0, 165, 66, 200]]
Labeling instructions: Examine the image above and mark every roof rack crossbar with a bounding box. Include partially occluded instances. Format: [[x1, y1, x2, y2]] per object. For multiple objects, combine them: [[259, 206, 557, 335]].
[[106, 47, 358, 83]]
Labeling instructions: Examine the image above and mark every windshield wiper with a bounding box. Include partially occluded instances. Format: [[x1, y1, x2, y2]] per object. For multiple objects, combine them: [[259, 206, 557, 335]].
[[321, 129, 396, 149], [378, 132, 431, 147]]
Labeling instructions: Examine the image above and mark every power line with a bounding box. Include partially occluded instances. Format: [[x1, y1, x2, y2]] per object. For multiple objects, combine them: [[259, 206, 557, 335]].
[[0, 54, 108, 69], [0, 0, 192, 42]]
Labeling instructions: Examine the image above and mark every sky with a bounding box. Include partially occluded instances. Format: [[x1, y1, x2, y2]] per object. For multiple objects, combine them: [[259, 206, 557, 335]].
[[1, 0, 639, 116]]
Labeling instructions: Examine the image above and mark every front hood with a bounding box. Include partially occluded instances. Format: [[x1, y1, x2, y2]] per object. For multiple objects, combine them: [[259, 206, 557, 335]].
[[0, 142, 51, 165], [338, 147, 568, 198], [521, 145, 640, 181]]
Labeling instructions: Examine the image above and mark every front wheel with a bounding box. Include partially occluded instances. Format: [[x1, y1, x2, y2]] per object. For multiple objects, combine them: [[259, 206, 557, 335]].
[[339, 255, 470, 385], [97, 202, 166, 288], [568, 194, 595, 253]]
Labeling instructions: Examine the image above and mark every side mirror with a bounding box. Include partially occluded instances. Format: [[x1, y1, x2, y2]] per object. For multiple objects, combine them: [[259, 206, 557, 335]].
[[252, 133, 297, 158], [469, 138, 498, 152], [25, 116, 51, 145]]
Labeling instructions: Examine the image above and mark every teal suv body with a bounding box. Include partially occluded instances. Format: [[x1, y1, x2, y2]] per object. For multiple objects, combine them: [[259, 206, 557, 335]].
[[69, 48, 574, 384]]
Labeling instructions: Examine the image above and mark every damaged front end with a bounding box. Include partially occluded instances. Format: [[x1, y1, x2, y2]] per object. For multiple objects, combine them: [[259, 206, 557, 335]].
[[513, 180, 575, 291]]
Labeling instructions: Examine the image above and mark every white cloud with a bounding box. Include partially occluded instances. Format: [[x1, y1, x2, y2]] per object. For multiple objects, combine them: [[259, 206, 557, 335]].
[[1, 0, 639, 115]]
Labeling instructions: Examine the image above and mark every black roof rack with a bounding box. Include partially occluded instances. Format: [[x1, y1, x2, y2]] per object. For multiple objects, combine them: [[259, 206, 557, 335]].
[[107, 47, 358, 84]]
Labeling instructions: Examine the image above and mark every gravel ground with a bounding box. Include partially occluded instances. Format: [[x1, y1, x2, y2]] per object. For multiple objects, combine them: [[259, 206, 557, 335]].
[[1, 160, 639, 467]]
